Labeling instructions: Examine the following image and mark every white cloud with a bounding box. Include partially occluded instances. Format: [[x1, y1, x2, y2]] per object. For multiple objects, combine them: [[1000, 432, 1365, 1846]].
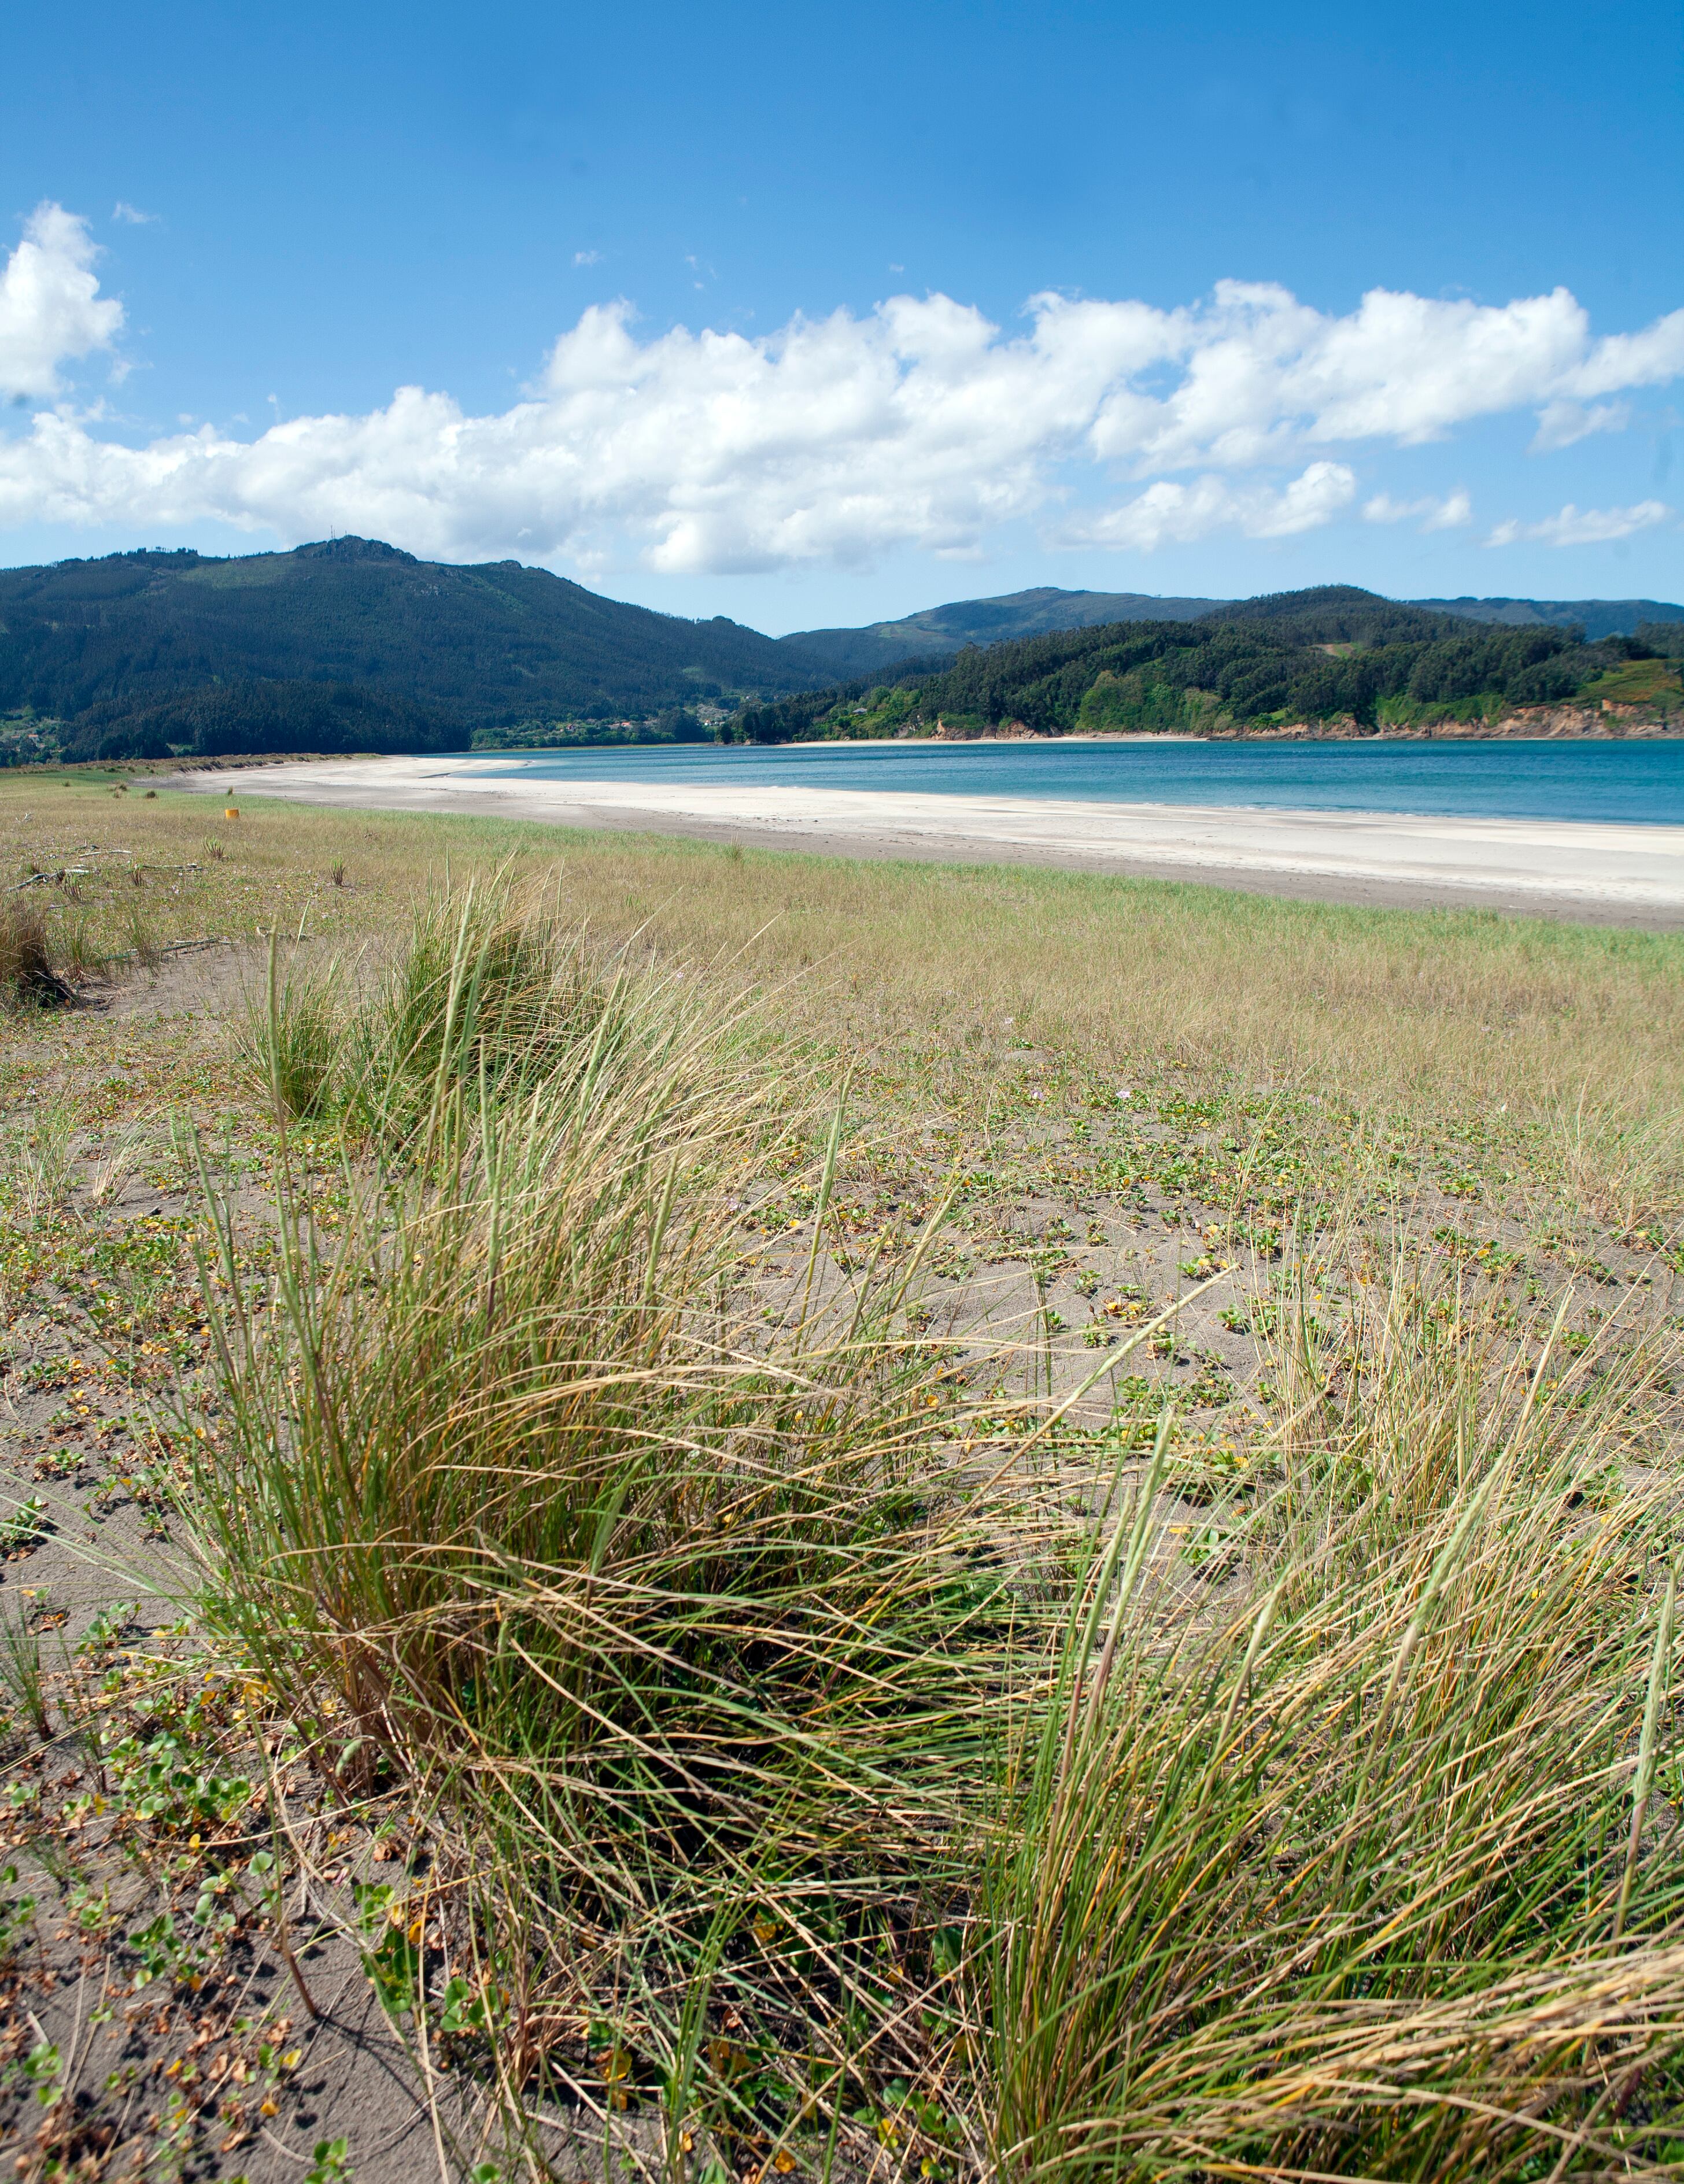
[[1361, 487, 1472, 530], [3, 208, 1683, 570], [0, 203, 124, 398], [1081, 281, 1681, 471], [112, 202, 157, 226], [1068, 463, 1357, 550], [1484, 500, 1674, 548], [1530, 399, 1630, 453], [572, 249, 601, 267]]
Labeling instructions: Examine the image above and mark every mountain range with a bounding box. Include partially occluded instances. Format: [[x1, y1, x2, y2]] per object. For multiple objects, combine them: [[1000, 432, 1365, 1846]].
[[1, 536, 1679, 760], [776, 587, 1684, 680], [740, 586, 1684, 746]]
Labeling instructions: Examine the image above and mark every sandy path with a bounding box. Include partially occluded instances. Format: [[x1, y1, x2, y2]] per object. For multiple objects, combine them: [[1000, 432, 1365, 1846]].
[[173, 755, 1684, 926]]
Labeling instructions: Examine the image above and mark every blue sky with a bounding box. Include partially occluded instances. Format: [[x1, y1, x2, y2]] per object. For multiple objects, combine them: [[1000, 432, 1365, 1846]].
[[1, 0, 1680, 631]]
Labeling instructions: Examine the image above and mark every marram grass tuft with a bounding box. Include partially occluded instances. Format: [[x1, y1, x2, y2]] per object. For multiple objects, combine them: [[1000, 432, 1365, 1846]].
[[190, 884, 1684, 2179]]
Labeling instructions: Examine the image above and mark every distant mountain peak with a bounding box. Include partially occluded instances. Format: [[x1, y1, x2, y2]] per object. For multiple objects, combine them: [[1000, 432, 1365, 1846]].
[[293, 535, 419, 564]]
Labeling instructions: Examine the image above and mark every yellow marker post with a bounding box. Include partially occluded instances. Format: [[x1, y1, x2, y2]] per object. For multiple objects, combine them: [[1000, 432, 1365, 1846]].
[[224, 807, 240, 819]]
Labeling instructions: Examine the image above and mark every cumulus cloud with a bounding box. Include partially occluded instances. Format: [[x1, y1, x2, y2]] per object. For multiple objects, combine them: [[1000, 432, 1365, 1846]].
[[3, 206, 1684, 569], [1484, 500, 1674, 548], [1079, 281, 1684, 471], [1361, 487, 1472, 530], [1068, 463, 1357, 550], [0, 203, 124, 398]]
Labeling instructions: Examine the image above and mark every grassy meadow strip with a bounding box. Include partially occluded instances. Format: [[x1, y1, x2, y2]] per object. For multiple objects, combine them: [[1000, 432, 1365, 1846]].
[[2, 771, 1682, 1225]]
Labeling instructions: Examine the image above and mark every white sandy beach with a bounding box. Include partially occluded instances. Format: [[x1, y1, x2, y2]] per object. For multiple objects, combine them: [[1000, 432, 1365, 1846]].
[[175, 755, 1684, 925]]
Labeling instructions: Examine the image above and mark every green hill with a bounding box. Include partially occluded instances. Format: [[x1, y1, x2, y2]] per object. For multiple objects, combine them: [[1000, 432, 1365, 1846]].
[[778, 586, 1225, 678], [736, 586, 1683, 743], [778, 584, 1684, 679], [0, 537, 826, 759]]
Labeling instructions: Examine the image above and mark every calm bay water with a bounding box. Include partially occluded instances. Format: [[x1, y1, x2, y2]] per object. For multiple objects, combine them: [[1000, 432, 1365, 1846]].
[[467, 738, 1684, 827]]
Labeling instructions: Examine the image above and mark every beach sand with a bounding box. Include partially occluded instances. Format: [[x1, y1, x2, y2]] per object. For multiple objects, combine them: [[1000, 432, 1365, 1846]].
[[172, 754, 1684, 927]]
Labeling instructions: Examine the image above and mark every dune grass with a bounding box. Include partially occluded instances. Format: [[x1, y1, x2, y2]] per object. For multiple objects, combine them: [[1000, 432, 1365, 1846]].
[[986, 1273, 1684, 2180], [4, 773, 1684, 2174], [191, 881, 1046, 2163], [0, 898, 75, 1007], [152, 870, 1684, 2178]]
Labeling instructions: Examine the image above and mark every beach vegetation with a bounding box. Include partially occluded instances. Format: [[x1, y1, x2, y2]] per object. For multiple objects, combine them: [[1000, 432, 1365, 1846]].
[[0, 899, 75, 1007], [1, 779, 1683, 2174], [169, 868, 1684, 2177]]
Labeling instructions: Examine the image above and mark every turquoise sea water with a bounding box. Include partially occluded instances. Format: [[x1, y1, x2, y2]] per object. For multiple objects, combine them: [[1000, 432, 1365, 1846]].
[[467, 738, 1684, 827]]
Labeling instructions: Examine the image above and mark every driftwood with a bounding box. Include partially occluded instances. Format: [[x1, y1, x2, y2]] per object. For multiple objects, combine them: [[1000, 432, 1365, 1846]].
[[7, 867, 94, 891], [8, 861, 204, 892], [92, 936, 231, 967]]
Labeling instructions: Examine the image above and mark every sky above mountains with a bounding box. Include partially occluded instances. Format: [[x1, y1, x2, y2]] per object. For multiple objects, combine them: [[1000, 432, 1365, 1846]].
[[1, 0, 1680, 634]]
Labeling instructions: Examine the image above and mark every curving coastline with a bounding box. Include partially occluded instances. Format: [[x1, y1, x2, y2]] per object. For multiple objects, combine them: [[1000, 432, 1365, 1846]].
[[169, 753, 1684, 927]]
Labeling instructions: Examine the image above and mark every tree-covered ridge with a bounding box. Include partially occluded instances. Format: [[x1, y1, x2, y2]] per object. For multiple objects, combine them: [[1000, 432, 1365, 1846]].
[[8, 550, 1682, 762], [0, 537, 825, 758], [776, 585, 1226, 678], [778, 583, 1684, 681], [733, 588, 1683, 743]]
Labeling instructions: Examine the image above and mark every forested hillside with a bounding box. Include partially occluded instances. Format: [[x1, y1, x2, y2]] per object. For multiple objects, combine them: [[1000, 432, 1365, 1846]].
[[734, 586, 1683, 742], [65, 681, 464, 763], [778, 586, 1224, 678], [0, 537, 824, 759], [779, 583, 1684, 680], [5, 546, 1680, 762]]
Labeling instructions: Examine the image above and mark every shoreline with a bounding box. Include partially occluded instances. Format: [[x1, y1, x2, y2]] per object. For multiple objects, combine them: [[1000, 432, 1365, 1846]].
[[165, 754, 1684, 928], [800, 720, 1684, 747]]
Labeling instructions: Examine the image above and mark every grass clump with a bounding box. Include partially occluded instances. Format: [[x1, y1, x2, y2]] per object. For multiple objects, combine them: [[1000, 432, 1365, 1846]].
[[197, 885, 1033, 2149], [186, 887, 1684, 2176], [0, 1609, 53, 1743], [984, 1278, 1684, 2181], [242, 876, 641, 1141], [0, 899, 73, 1007]]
